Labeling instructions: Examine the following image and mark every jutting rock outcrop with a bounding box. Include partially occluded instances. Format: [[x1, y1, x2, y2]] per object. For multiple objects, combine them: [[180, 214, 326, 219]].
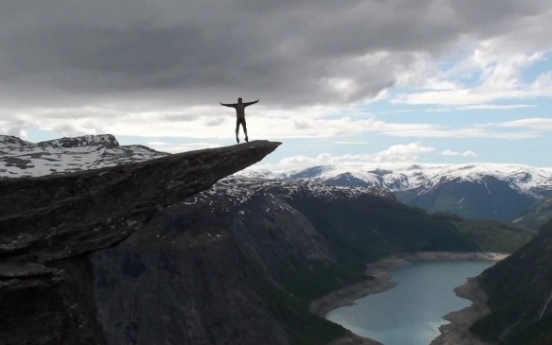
[[0, 141, 280, 345]]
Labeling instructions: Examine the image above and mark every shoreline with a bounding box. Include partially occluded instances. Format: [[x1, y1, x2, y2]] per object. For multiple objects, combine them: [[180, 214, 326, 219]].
[[312, 251, 507, 345], [429, 278, 492, 345]]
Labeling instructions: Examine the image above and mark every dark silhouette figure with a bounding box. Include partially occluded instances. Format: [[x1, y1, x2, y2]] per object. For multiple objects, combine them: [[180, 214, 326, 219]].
[[220, 97, 259, 143]]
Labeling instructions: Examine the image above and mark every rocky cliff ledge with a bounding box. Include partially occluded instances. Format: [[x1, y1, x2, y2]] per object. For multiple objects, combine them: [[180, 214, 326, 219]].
[[0, 141, 280, 345]]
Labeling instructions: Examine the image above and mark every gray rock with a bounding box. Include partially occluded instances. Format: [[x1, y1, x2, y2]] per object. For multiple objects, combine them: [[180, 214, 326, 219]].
[[0, 141, 280, 345]]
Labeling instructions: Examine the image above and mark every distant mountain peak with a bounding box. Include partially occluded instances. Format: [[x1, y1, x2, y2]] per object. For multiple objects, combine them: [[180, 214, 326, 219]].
[[0, 135, 33, 148], [240, 163, 552, 222], [0, 134, 166, 178], [184, 176, 393, 210], [367, 168, 393, 176], [288, 165, 333, 179], [37, 134, 119, 148]]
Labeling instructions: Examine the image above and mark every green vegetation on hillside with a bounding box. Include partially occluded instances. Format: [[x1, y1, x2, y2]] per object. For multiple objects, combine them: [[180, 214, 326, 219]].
[[472, 218, 552, 344], [433, 213, 535, 253], [247, 255, 368, 344], [512, 198, 552, 231], [250, 193, 534, 344]]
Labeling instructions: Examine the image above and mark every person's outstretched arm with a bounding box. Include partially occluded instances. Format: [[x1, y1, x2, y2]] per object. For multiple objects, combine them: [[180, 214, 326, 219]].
[[220, 102, 237, 108], [244, 99, 260, 107]]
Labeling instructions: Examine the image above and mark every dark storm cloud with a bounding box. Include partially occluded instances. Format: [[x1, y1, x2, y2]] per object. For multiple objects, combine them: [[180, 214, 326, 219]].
[[0, 0, 549, 108]]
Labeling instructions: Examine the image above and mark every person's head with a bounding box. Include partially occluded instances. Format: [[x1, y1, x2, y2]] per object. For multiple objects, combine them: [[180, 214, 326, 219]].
[[237, 97, 243, 103]]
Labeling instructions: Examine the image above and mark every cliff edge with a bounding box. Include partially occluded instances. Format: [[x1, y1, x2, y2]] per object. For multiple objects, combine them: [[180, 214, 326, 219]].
[[0, 140, 280, 345]]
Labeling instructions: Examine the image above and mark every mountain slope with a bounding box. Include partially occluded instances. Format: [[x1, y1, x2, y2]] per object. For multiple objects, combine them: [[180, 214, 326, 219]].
[[512, 198, 552, 230], [471, 218, 552, 345], [243, 164, 552, 222], [90, 177, 532, 345], [0, 134, 167, 177], [394, 176, 537, 222]]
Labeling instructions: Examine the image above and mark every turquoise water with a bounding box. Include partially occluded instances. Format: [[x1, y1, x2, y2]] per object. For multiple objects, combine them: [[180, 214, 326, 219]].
[[326, 260, 493, 345]]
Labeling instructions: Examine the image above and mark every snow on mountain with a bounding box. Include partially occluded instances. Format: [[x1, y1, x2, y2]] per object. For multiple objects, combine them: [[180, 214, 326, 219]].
[[3, 132, 550, 221], [397, 164, 552, 194], [0, 134, 168, 178], [181, 176, 393, 209], [0, 134, 391, 206], [0, 134, 391, 205], [0, 135, 33, 148], [38, 134, 119, 148], [241, 163, 552, 196]]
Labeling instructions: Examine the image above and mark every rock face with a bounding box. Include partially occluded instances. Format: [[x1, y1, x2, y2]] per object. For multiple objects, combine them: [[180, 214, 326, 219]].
[[88, 176, 530, 345], [89, 180, 394, 345], [90, 194, 320, 345], [471, 217, 552, 345], [0, 140, 280, 345]]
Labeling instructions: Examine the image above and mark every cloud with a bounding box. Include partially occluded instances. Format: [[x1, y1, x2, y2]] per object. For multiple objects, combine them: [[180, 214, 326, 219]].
[[384, 127, 540, 140], [4, 103, 544, 141], [441, 150, 460, 156], [372, 142, 435, 162], [486, 117, 552, 130], [204, 117, 225, 127], [334, 141, 370, 145], [278, 142, 435, 167], [145, 141, 222, 153], [1, 0, 551, 110], [1, 0, 551, 147], [441, 149, 478, 157], [394, 43, 552, 106], [6, 127, 28, 139], [455, 104, 537, 110], [427, 104, 538, 112]]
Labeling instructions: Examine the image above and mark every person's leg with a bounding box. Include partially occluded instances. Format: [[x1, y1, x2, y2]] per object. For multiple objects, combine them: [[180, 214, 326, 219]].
[[243, 119, 248, 142], [235, 119, 240, 143]]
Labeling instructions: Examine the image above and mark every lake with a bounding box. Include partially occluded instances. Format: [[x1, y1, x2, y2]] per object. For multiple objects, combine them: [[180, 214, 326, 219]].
[[325, 260, 494, 345]]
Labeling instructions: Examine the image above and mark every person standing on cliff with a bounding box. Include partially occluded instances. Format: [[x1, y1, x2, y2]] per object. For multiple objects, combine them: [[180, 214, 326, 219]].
[[220, 98, 259, 143]]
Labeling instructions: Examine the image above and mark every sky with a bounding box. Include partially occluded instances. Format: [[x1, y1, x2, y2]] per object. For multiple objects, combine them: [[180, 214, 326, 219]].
[[1, 0, 551, 169]]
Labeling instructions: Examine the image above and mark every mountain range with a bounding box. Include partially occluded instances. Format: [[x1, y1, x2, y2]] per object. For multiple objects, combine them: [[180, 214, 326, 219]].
[[1, 133, 549, 344], [0, 134, 166, 178], [242, 163, 552, 224], [88, 171, 530, 345], [3, 133, 551, 226]]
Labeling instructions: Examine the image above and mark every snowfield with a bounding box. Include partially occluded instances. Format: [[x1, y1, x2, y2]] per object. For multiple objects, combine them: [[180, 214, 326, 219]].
[[239, 163, 552, 196], [0, 134, 167, 178]]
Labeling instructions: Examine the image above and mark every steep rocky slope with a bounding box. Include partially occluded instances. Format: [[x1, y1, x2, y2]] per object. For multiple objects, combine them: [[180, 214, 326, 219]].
[[89, 177, 532, 345], [471, 217, 552, 345], [0, 140, 279, 345], [394, 176, 537, 222], [512, 198, 552, 230]]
